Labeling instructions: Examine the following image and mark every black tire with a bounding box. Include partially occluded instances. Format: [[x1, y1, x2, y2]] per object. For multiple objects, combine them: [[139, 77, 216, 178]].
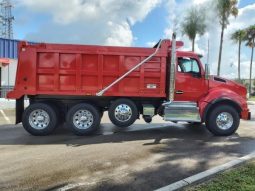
[[206, 105, 240, 136], [22, 103, 58, 136], [66, 103, 101, 136], [108, 99, 138, 127]]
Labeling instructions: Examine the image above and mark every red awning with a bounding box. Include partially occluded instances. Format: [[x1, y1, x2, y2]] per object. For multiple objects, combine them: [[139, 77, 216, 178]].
[[0, 58, 10, 67]]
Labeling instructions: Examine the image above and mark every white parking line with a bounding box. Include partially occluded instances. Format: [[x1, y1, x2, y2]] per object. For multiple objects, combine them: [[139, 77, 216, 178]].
[[55, 183, 87, 191], [0, 110, 11, 124]]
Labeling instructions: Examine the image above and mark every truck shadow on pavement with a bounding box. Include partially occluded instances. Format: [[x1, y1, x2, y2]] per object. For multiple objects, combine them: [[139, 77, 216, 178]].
[[0, 123, 219, 146], [0, 122, 254, 147], [1, 122, 255, 191]]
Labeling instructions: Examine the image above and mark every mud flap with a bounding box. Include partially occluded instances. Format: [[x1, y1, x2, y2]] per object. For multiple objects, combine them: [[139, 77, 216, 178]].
[[16, 96, 24, 124]]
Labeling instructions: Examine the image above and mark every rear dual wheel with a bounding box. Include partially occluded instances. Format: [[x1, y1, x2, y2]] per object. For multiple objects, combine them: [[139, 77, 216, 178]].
[[66, 103, 101, 136], [23, 103, 101, 136], [22, 103, 58, 136]]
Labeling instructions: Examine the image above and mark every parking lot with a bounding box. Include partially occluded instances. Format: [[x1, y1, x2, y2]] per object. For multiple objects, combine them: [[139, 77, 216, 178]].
[[0, 105, 254, 191]]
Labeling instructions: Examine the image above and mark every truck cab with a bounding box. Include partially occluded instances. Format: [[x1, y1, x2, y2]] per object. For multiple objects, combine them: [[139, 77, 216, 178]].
[[165, 49, 250, 136], [175, 52, 208, 102]]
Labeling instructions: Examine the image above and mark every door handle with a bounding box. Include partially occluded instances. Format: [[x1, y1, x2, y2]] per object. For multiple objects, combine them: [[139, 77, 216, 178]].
[[175, 90, 184, 94]]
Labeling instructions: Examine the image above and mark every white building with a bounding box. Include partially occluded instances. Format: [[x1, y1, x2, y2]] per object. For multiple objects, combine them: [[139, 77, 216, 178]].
[[0, 58, 18, 97], [0, 38, 20, 98]]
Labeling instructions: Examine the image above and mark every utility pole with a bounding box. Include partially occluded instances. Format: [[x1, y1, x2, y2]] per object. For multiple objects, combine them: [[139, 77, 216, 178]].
[[0, 0, 14, 95], [0, 0, 14, 39]]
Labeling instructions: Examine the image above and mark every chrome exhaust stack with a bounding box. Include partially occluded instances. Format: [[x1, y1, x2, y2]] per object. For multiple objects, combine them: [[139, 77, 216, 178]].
[[169, 32, 177, 102]]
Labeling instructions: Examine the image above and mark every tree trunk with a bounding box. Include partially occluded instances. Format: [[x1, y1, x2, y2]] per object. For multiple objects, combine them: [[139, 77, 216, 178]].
[[192, 38, 195, 52], [249, 38, 254, 97], [217, 23, 225, 76], [238, 39, 241, 81]]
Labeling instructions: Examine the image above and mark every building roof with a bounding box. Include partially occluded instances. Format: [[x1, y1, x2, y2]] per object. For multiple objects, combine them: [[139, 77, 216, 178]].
[[0, 37, 36, 60], [0, 38, 20, 59]]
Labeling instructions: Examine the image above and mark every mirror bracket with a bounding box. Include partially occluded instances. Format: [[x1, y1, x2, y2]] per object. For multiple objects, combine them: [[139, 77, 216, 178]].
[[205, 64, 210, 80]]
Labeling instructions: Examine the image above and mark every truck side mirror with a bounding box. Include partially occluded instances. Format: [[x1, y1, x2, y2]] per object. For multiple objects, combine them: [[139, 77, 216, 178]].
[[205, 64, 210, 80]]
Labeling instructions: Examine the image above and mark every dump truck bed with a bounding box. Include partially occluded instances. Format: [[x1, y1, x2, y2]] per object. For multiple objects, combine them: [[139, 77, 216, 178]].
[[7, 40, 172, 99]]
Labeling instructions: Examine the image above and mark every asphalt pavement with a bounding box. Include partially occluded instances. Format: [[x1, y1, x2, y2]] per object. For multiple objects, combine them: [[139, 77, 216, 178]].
[[0, 105, 254, 191]]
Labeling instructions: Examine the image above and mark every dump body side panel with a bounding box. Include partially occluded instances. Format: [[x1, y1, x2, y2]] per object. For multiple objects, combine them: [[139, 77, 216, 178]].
[[8, 41, 171, 99]]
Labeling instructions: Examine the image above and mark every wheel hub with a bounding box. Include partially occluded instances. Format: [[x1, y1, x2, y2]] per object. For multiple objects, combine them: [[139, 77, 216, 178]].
[[80, 116, 88, 122], [115, 104, 132, 122], [216, 112, 233, 130], [29, 109, 50, 130], [73, 109, 94, 129], [36, 115, 45, 122]]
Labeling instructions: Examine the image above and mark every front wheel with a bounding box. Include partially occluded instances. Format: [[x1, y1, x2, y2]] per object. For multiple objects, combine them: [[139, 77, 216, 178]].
[[206, 105, 240, 136]]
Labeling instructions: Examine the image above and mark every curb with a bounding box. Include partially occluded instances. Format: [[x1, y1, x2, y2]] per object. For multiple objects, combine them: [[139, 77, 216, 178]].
[[155, 151, 255, 191]]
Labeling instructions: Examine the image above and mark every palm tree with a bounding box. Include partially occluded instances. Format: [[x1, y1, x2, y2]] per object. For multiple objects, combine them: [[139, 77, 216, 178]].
[[181, 7, 206, 52], [231, 29, 246, 81], [253, 78, 255, 94], [216, 0, 238, 76], [245, 25, 255, 96]]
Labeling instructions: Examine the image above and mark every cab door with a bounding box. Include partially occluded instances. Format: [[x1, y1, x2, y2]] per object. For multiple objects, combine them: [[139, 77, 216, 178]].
[[174, 56, 208, 102]]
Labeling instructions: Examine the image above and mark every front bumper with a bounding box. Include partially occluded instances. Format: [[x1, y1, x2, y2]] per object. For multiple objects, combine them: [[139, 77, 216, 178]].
[[248, 112, 251, 120], [241, 108, 251, 120]]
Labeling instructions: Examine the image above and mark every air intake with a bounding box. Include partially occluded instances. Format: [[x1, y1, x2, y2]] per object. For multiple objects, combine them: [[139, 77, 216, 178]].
[[214, 77, 226, 83]]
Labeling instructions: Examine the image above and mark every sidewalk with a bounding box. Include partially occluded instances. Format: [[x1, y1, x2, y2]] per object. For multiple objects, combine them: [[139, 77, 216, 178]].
[[248, 101, 255, 105], [0, 98, 29, 110]]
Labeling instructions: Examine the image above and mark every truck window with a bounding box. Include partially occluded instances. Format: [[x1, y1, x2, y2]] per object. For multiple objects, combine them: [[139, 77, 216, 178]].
[[178, 58, 200, 74]]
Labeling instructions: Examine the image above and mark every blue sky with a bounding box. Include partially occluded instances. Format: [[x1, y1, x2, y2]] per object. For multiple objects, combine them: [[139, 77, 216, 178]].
[[132, 3, 167, 46], [11, 0, 255, 78]]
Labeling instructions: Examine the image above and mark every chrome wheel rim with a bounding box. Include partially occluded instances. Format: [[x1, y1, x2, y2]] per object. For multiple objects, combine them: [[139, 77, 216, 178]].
[[216, 112, 233, 130], [73, 109, 94, 129], [29, 109, 50, 130], [115, 104, 132, 122]]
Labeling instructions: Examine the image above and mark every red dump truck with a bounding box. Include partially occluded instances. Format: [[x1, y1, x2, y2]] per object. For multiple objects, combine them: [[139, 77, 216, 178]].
[[7, 34, 251, 136]]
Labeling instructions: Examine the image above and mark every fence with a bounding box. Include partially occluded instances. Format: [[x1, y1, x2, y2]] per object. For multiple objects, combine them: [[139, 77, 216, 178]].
[[0, 86, 14, 98]]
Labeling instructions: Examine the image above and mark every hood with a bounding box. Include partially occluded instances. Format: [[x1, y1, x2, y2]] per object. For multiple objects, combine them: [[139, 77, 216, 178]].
[[209, 75, 247, 99]]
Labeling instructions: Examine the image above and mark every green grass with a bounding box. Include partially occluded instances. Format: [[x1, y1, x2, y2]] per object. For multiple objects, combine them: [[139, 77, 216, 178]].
[[249, 96, 255, 101], [186, 160, 255, 191]]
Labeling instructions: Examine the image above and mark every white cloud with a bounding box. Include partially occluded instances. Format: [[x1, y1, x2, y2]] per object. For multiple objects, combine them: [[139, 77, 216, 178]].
[[105, 22, 133, 46], [146, 41, 157, 47], [193, 0, 208, 5], [15, 0, 161, 46]]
